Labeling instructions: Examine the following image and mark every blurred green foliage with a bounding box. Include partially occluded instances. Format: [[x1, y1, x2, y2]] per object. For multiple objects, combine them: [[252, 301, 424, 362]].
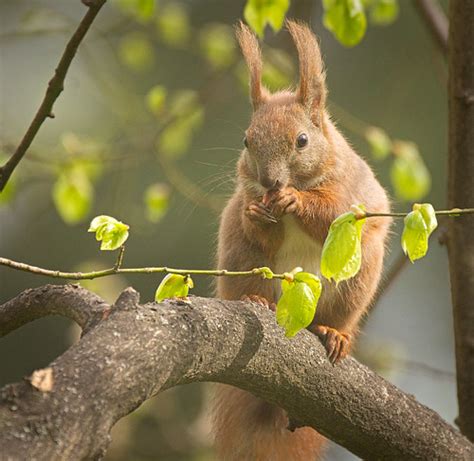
[[244, 0, 290, 37]]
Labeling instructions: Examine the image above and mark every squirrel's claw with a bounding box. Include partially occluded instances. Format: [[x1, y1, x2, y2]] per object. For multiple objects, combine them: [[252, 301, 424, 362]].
[[309, 325, 350, 364], [245, 202, 278, 224]]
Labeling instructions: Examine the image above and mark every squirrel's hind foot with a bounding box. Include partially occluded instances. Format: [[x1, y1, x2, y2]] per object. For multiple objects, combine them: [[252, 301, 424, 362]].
[[309, 325, 351, 364]]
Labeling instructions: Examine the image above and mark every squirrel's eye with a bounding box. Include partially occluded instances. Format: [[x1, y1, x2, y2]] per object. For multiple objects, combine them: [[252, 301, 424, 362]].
[[296, 133, 308, 149], [243, 137, 249, 148]]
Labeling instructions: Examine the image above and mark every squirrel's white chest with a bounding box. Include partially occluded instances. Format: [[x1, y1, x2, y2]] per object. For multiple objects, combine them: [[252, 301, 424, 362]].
[[273, 216, 322, 276]]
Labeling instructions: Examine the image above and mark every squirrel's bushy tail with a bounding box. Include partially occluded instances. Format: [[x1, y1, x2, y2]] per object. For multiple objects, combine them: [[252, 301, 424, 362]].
[[212, 384, 326, 461]]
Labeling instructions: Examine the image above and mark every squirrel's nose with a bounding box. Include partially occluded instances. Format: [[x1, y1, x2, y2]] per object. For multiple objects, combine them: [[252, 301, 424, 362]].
[[259, 176, 281, 190]]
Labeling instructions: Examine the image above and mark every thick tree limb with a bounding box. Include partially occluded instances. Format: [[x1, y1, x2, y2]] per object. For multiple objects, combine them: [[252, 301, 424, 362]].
[[448, 0, 474, 442], [0, 0, 107, 192], [0, 285, 472, 460], [0, 284, 109, 336], [414, 0, 448, 55]]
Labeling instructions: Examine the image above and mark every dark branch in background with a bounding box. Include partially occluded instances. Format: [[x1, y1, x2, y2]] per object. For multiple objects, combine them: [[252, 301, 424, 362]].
[[0, 0, 107, 192], [414, 0, 448, 55], [448, 0, 474, 442], [0, 285, 472, 460]]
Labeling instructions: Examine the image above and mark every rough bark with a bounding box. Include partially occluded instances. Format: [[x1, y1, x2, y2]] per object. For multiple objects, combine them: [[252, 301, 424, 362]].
[[448, 0, 474, 443], [0, 285, 472, 460]]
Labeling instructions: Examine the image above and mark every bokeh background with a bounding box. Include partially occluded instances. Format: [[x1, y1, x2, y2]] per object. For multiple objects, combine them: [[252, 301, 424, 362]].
[[0, 1, 453, 460]]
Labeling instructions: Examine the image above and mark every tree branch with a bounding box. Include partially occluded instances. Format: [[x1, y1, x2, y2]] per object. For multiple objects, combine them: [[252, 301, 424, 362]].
[[0, 0, 107, 192], [0, 284, 109, 336], [448, 0, 474, 442], [414, 0, 449, 56], [0, 285, 472, 460]]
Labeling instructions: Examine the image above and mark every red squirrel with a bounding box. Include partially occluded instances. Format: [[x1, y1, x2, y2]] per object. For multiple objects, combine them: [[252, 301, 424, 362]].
[[212, 21, 391, 461]]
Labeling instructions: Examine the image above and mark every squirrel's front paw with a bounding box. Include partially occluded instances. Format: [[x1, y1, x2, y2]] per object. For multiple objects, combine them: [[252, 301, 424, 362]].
[[263, 187, 302, 218], [245, 201, 278, 224]]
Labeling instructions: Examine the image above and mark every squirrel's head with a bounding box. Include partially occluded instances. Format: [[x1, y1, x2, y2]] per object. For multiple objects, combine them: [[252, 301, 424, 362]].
[[236, 21, 332, 195]]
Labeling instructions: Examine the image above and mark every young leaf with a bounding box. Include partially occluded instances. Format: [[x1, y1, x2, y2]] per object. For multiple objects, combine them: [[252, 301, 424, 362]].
[[369, 0, 399, 25], [365, 126, 391, 160], [53, 170, 93, 225], [119, 33, 154, 72], [401, 210, 428, 262], [320, 210, 365, 283], [146, 85, 167, 116], [391, 141, 431, 201], [323, 0, 367, 47], [276, 273, 321, 338], [401, 203, 438, 262], [144, 183, 170, 223], [155, 274, 194, 302], [244, 0, 290, 37], [256, 267, 274, 279], [88, 215, 129, 251], [156, 4, 190, 48]]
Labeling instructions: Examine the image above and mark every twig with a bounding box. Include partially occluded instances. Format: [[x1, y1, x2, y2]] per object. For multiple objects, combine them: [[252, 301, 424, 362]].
[[0, 0, 107, 192], [355, 207, 474, 220], [0, 257, 288, 281], [413, 0, 448, 56]]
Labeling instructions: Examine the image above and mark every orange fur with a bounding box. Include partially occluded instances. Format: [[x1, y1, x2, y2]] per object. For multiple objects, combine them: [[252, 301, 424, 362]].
[[212, 21, 391, 460]]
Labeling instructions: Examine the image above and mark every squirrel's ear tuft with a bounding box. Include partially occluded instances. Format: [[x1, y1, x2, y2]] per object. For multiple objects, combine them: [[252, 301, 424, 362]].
[[287, 20, 327, 124], [235, 22, 269, 110]]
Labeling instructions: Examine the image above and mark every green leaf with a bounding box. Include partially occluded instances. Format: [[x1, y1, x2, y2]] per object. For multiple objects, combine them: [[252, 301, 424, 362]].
[[401, 203, 438, 262], [320, 210, 365, 283], [199, 24, 236, 69], [88, 215, 118, 232], [401, 210, 428, 262], [114, 0, 156, 23], [416, 203, 438, 234], [53, 169, 93, 225], [88, 215, 129, 251], [144, 183, 170, 223], [276, 273, 321, 337], [323, 0, 367, 47], [391, 141, 431, 201], [119, 33, 154, 72], [294, 272, 322, 299], [156, 4, 190, 48], [146, 85, 167, 116], [244, 0, 290, 38], [155, 274, 194, 302], [369, 0, 399, 25], [365, 126, 391, 160]]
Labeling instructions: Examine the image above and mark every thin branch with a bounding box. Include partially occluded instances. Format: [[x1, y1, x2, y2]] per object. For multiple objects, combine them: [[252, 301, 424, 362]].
[[0, 285, 472, 460], [0, 0, 107, 192], [414, 0, 449, 56], [355, 207, 474, 220], [0, 256, 288, 281]]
